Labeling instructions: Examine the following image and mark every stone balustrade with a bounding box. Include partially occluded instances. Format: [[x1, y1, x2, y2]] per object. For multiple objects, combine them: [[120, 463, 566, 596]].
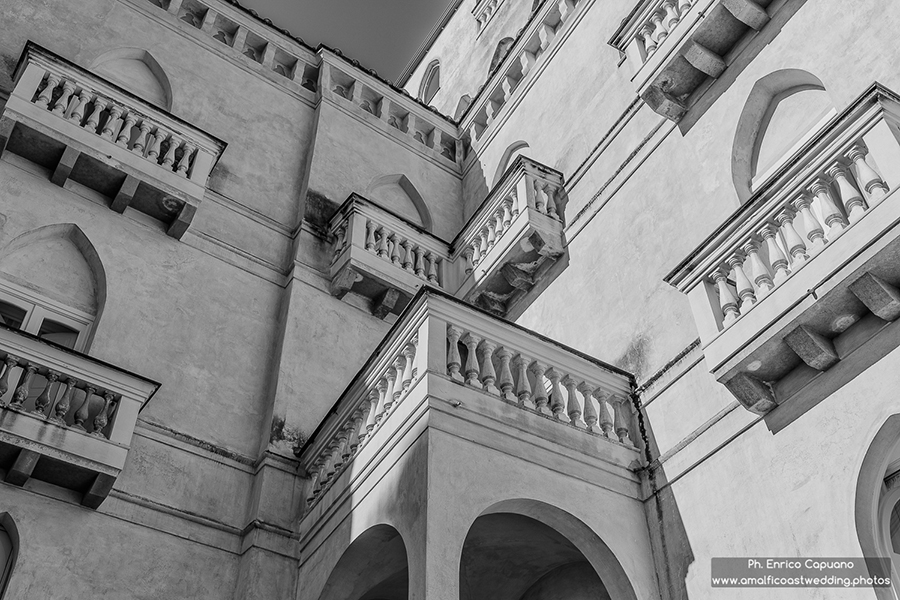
[[329, 194, 452, 319], [461, 0, 586, 146], [474, 0, 505, 30], [452, 155, 569, 319], [0, 43, 226, 239], [297, 289, 636, 511], [143, 0, 321, 94], [666, 84, 900, 418], [609, 0, 774, 121], [0, 324, 158, 508], [320, 52, 461, 168]]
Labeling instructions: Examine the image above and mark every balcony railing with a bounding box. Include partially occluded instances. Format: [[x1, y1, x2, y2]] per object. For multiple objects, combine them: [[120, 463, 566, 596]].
[[609, 0, 773, 121], [328, 194, 451, 318], [666, 83, 900, 417], [452, 156, 569, 319], [0, 43, 226, 239], [296, 289, 636, 512], [0, 325, 158, 508]]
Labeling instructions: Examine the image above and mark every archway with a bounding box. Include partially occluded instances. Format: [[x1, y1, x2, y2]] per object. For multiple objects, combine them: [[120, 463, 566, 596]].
[[91, 48, 173, 110], [732, 69, 834, 203], [366, 175, 433, 232], [459, 499, 639, 600], [318, 524, 409, 600]]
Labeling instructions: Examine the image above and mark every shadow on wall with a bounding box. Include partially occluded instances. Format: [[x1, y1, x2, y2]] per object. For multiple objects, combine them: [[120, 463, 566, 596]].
[[90, 48, 173, 111]]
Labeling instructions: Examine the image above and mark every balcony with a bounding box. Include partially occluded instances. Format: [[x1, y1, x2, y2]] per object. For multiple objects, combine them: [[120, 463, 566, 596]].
[[0, 42, 226, 239], [0, 325, 158, 508], [666, 84, 900, 426], [328, 194, 452, 318], [451, 156, 569, 319], [609, 0, 774, 121], [296, 288, 638, 518]]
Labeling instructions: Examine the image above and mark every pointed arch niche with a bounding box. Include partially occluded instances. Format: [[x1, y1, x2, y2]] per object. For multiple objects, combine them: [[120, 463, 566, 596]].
[[419, 60, 441, 105], [0, 224, 107, 352], [366, 175, 433, 232], [493, 141, 531, 186], [91, 48, 173, 111], [732, 69, 836, 203], [488, 38, 515, 77], [454, 94, 473, 121]]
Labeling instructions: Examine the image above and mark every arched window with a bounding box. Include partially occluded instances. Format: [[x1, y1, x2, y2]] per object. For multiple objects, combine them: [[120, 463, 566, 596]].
[[488, 38, 515, 77], [0, 513, 19, 598], [419, 60, 441, 105], [91, 48, 173, 111], [453, 95, 473, 121], [732, 69, 835, 203]]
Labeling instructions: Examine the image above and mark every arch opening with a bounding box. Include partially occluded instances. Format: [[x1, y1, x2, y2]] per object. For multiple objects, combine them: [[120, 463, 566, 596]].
[[366, 175, 433, 232], [489, 38, 515, 77], [318, 524, 409, 600], [454, 95, 473, 121], [91, 48, 173, 110], [732, 69, 835, 203], [459, 500, 639, 600], [419, 60, 441, 106]]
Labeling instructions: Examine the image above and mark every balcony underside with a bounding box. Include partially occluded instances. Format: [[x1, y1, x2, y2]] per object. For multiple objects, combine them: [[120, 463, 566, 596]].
[[330, 256, 426, 319], [712, 189, 900, 429], [0, 110, 197, 239]]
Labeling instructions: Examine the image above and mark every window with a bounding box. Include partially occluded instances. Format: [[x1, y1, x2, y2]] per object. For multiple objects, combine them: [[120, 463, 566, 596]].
[[419, 60, 441, 105], [0, 279, 92, 352]]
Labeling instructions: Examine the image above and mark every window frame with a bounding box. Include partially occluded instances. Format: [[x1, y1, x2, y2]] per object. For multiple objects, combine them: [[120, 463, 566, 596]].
[[0, 278, 94, 352]]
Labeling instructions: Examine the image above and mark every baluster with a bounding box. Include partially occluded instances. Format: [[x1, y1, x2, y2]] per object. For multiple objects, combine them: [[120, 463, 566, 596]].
[[496, 347, 516, 402], [115, 111, 137, 147], [90, 392, 116, 437], [50, 79, 76, 116], [741, 240, 773, 298], [471, 236, 482, 266], [546, 368, 566, 420], [34, 73, 61, 109], [364, 388, 380, 435], [775, 209, 808, 268], [401, 241, 414, 272], [132, 120, 153, 156], [612, 395, 633, 445], [533, 181, 546, 214], [639, 24, 657, 58], [32, 370, 59, 416], [711, 269, 739, 326], [515, 355, 535, 409], [759, 224, 790, 284], [478, 340, 500, 395], [50, 377, 77, 424], [321, 441, 340, 484], [847, 145, 889, 204], [100, 105, 124, 140], [426, 253, 439, 285], [501, 198, 514, 229], [510, 189, 520, 219], [82, 95, 107, 133], [462, 333, 482, 387], [67, 89, 89, 124], [161, 134, 180, 169], [389, 234, 402, 266], [578, 382, 599, 433], [401, 341, 416, 390], [176, 142, 196, 176], [376, 227, 390, 258], [332, 224, 347, 263], [530, 361, 551, 415], [447, 326, 464, 382], [545, 184, 559, 221], [383, 367, 398, 413], [809, 180, 847, 239], [793, 194, 827, 254], [650, 11, 668, 45], [332, 427, 349, 471], [9, 363, 37, 409], [726, 254, 756, 314], [354, 400, 370, 446], [365, 220, 377, 251], [826, 163, 866, 224], [72, 384, 95, 431], [390, 358, 405, 406], [414, 247, 427, 278], [463, 247, 476, 276], [678, 0, 692, 14], [306, 457, 325, 504], [147, 128, 165, 163], [486, 218, 498, 249], [662, 0, 680, 28], [374, 378, 388, 424], [479, 226, 491, 257], [596, 391, 614, 439], [0, 355, 18, 403], [563, 376, 586, 428], [346, 409, 364, 458]]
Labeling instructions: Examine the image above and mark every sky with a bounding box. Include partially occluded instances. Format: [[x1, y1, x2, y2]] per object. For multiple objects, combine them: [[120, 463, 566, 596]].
[[236, 0, 453, 82]]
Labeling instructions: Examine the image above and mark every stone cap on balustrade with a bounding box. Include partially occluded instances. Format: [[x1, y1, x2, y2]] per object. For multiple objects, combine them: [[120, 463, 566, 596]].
[[664, 82, 900, 293], [295, 286, 635, 472], [12, 42, 228, 172], [607, 0, 669, 54]]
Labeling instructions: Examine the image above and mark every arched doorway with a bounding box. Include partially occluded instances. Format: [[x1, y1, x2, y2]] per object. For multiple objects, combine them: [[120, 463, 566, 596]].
[[459, 500, 638, 600], [318, 524, 408, 600]]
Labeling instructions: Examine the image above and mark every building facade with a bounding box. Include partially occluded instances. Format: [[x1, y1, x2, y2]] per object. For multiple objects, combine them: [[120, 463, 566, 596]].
[[0, 0, 898, 598]]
